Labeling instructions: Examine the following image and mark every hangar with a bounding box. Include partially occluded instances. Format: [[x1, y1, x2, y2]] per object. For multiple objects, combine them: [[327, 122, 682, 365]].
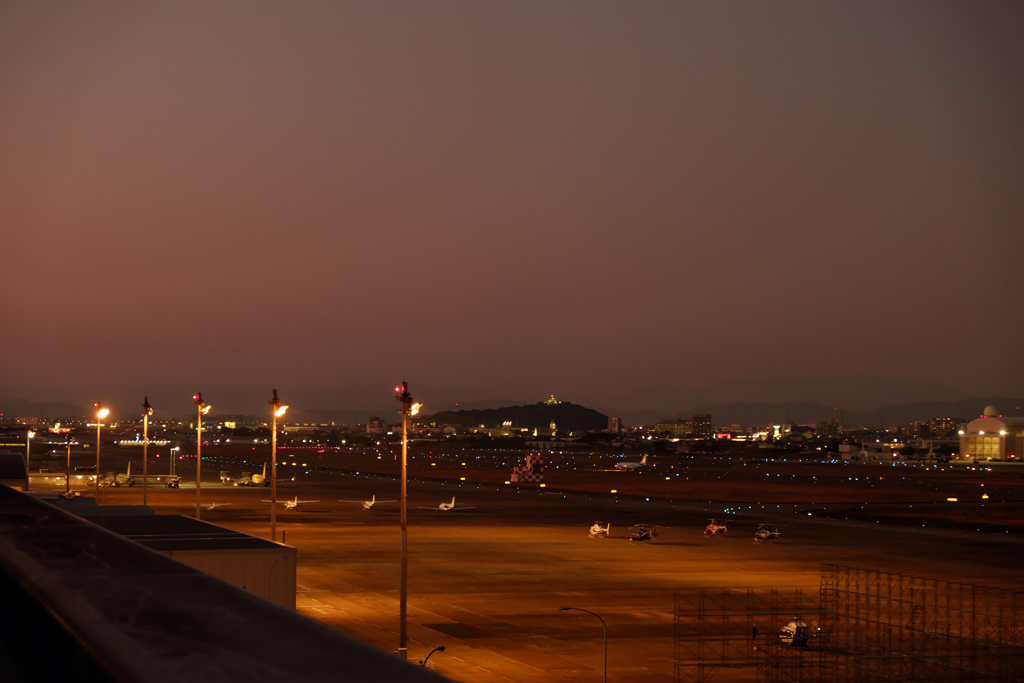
[[959, 405, 1024, 461]]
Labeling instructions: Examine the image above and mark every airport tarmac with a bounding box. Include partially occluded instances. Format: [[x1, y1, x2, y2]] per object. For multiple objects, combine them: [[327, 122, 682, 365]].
[[99, 470, 1024, 683]]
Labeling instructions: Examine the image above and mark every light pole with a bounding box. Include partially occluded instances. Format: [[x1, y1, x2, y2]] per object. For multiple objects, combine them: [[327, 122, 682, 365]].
[[559, 607, 607, 683], [422, 646, 445, 668], [269, 389, 288, 542], [171, 446, 180, 476], [25, 430, 34, 490], [94, 403, 110, 502], [193, 393, 211, 519], [65, 432, 73, 495], [142, 397, 153, 507], [395, 381, 422, 660]]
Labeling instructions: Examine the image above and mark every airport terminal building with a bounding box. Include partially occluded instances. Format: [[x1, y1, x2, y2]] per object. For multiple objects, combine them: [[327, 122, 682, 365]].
[[959, 406, 1024, 461]]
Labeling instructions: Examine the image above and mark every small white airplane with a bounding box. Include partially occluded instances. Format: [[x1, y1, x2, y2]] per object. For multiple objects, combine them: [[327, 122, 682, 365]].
[[262, 496, 320, 510], [615, 454, 649, 470], [419, 497, 475, 512], [204, 502, 231, 511], [340, 494, 396, 510], [589, 522, 611, 539]]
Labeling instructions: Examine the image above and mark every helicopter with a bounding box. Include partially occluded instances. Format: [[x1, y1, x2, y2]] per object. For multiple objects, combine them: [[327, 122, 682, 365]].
[[704, 518, 728, 535], [754, 524, 784, 542], [589, 522, 611, 539], [629, 523, 659, 543], [780, 619, 810, 647]]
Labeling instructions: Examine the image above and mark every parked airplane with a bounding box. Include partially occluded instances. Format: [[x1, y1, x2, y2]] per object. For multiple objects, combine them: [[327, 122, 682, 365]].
[[340, 494, 396, 510], [205, 502, 231, 511], [615, 454, 648, 470], [262, 496, 320, 510], [235, 463, 269, 487], [589, 521, 611, 538], [114, 462, 134, 486], [419, 497, 475, 512]]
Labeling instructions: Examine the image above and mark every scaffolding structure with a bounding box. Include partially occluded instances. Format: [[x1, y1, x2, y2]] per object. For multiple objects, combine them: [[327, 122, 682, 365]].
[[675, 588, 817, 683], [819, 564, 1024, 682], [675, 566, 1024, 683]]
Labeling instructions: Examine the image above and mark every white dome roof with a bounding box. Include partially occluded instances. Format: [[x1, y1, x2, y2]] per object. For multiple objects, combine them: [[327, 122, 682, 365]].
[[983, 405, 999, 417]]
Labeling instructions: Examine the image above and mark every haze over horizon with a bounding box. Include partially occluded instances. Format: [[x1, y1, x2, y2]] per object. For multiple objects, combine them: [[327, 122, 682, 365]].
[[2, 3, 1022, 417]]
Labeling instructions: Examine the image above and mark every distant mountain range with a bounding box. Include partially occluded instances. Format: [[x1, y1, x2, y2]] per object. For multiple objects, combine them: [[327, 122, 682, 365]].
[[423, 401, 609, 433], [606, 397, 1022, 428], [0, 398, 85, 420], [0, 375, 1017, 429], [606, 375, 970, 414]]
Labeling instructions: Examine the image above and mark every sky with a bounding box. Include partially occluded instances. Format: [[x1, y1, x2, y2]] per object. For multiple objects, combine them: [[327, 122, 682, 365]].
[[2, 2, 1023, 416]]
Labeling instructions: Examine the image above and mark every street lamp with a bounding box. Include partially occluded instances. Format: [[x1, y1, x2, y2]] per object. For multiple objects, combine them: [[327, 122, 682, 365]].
[[422, 646, 445, 668], [395, 381, 422, 660], [25, 430, 34, 489], [142, 397, 153, 507], [65, 432, 73, 496], [559, 607, 607, 683], [269, 389, 288, 542], [94, 403, 110, 502], [193, 393, 211, 520]]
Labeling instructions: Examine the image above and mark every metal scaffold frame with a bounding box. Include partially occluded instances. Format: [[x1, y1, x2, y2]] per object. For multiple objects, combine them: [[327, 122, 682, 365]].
[[674, 566, 1024, 683], [674, 588, 817, 683], [822, 564, 1024, 683]]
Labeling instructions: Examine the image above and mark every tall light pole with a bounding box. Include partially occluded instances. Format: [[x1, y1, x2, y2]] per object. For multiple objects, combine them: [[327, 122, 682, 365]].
[[395, 381, 422, 661], [25, 430, 34, 490], [269, 389, 288, 542], [559, 607, 607, 683], [193, 393, 211, 520], [65, 432, 73, 496], [142, 397, 153, 507], [94, 403, 110, 502]]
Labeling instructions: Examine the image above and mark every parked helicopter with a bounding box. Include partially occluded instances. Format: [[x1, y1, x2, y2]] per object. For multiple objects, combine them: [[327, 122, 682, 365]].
[[589, 522, 611, 539], [629, 523, 659, 543], [780, 619, 810, 647], [754, 524, 784, 542], [704, 518, 728, 535]]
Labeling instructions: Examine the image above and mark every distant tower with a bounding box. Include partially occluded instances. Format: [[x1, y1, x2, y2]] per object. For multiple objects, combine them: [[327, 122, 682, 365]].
[[549, 419, 557, 437]]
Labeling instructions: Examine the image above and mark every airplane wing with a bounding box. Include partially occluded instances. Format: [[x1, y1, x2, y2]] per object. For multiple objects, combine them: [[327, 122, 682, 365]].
[[296, 500, 320, 504]]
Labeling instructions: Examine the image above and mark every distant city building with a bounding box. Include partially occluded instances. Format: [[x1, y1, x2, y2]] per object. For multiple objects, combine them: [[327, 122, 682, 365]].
[[691, 414, 713, 439], [366, 417, 386, 435], [930, 417, 967, 438], [654, 418, 692, 437], [607, 417, 621, 433], [818, 419, 841, 436], [959, 406, 1023, 461]]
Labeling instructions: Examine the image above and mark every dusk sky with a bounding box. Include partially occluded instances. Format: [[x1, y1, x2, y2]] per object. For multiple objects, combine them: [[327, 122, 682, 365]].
[[2, 2, 1022, 416]]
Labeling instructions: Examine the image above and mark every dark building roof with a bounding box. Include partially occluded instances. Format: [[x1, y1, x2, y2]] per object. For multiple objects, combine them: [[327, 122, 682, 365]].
[[88, 514, 280, 552], [65, 505, 157, 518], [0, 453, 28, 480]]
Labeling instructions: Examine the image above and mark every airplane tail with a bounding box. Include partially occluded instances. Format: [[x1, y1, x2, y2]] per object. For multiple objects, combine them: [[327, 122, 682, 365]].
[[640, 454, 648, 465], [127, 462, 131, 476], [262, 462, 267, 477], [371, 495, 375, 503], [451, 497, 456, 505]]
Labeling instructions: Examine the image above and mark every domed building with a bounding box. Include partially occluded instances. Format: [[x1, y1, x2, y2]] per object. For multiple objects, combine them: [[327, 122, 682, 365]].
[[959, 406, 1024, 461]]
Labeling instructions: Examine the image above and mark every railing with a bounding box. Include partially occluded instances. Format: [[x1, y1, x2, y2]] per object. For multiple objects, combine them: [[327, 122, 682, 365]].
[[0, 485, 452, 683]]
